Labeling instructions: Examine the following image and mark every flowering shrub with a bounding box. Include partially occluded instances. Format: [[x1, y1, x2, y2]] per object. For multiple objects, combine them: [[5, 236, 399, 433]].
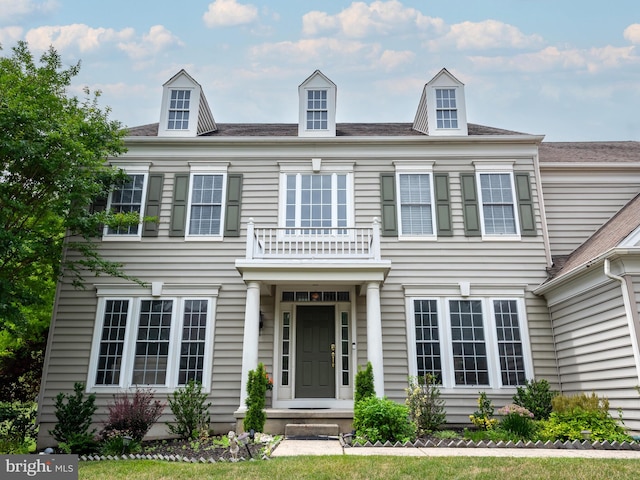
[[497, 404, 534, 418], [498, 404, 536, 439], [469, 392, 498, 430], [405, 374, 446, 435]]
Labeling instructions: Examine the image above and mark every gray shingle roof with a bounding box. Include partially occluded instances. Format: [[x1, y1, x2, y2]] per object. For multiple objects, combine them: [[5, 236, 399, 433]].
[[540, 141, 640, 163]]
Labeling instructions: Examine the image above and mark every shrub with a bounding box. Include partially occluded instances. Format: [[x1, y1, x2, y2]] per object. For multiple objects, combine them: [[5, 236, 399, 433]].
[[166, 380, 211, 440], [497, 404, 536, 440], [405, 374, 446, 435], [101, 388, 165, 442], [354, 362, 375, 404], [512, 378, 557, 420], [538, 392, 632, 442], [50, 382, 98, 454], [244, 362, 269, 433], [353, 396, 416, 443], [0, 401, 38, 453], [469, 392, 497, 430], [99, 434, 141, 456]]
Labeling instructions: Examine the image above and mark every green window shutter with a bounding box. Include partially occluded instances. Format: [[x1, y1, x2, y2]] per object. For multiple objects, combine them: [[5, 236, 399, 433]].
[[434, 173, 452, 237], [460, 173, 481, 237], [169, 174, 190, 237], [142, 174, 163, 237], [380, 173, 397, 236], [515, 172, 537, 237], [224, 174, 243, 237]]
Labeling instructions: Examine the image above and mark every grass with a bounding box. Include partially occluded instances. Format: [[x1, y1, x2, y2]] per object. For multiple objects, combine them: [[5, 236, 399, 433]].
[[79, 456, 640, 480]]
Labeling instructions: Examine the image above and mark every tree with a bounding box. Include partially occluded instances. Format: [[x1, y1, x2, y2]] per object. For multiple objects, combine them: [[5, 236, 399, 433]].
[[0, 41, 130, 399]]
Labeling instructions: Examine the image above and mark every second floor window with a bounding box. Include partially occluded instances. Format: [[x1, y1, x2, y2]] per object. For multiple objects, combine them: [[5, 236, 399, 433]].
[[106, 173, 146, 236], [285, 173, 348, 234], [306, 90, 328, 130], [168, 89, 191, 130], [436, 88, 458, 129], [479, 173, 517, 235], [188, 174, 224, 236], [398, 173, 434, 236]]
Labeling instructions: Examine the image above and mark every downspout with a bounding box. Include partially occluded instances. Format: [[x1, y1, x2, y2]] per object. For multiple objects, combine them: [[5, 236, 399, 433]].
[[604, 258, 640, 384]]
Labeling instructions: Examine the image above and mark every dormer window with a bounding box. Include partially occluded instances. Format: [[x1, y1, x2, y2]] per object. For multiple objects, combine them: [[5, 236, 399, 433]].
[[435, 88, 458, 129], [298, 70, 336, 137], [167, 89, 191, 130], [306, 90, 328, 130]]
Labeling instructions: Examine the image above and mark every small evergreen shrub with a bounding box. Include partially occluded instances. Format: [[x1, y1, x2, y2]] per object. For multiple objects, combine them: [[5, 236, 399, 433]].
[[99, 435, 141, 456], [405, 374, 446, 435], [166, 380, 211, 440], [354, 362, 375, 404], [469, 392, 498, 430], [101, 388, 165, 442], [244, 362, 269, 433], [353, 396, 416, 443], [497, 404, 536, 440], [50, 382, 98, 454], [512, 378, 557, 420]]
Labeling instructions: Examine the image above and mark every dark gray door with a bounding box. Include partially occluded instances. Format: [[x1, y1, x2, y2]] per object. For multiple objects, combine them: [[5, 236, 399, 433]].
[[295, 305, 335, 398]]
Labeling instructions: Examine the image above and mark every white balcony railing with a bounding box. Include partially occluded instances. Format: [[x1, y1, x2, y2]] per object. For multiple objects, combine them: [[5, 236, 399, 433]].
[[245, 218, 382, 261]]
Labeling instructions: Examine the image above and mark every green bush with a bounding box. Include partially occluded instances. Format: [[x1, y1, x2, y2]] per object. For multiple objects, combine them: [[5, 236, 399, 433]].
[[50, 382, 98, 454], [552, 392, 605, 413], [167, 380, 211, 440], [354, 362, 375, 404], [497, 404, 536, 440], [99, 435, 141, 456], [469, 392, 497, 430], [244, 363, 269, 433], [0, 401, 37, 453], [405, 374, 446, 435], [512, 379, 557, 420], [353, 396, 416, 443], [101, 388, 165, 442]]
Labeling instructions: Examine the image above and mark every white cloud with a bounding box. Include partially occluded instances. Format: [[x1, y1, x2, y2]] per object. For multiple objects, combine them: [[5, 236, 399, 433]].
[[118, 25, 183, 60], [624, 24, 640, 44], [0, 26, 24, 46], [25, 24, 133, 53], [203, 0, 258, 28], [429, 19, 543, 51], [374, 49, 415, 71], [302, 0, 444, 38], [0, 0, 57, 24]]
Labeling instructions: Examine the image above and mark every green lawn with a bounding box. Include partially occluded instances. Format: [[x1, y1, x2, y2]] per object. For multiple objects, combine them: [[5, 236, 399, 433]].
[[79, 456, 639, 480]]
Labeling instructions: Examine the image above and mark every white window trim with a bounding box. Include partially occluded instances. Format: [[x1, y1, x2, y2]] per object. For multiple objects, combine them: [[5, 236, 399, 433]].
[[87, 284, 219, 394], [185, 163, 228, 241], [102, 164, 150, 241], [405, 286, 533, 393], [474, 164, 520, 240], [166, 88, 193, 131], [426, 85, 468, 136], [277, 161, 355, 238], [394, 163, 436, 241]]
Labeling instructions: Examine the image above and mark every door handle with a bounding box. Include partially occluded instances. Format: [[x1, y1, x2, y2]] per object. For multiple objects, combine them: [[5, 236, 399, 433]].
[[331, 343, 336, 368]]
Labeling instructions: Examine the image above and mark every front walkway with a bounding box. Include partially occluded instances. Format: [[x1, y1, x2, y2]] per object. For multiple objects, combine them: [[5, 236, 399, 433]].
[[271, 439, 640, 458]]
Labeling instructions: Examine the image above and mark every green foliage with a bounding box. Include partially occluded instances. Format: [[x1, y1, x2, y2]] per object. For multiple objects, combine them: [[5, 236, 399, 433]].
[[50, 382, 98, 454], [166, 380, 212, 440], [538, 392, 632, 442], [0, 401, 37, 453], [497, 404, 536, 440], [353, 396, 416, 443], [469, 392, 498, 430], [405, 374, 446, 435], [354, 362, 375, 404], [512, 378, 557, 420], [102, 388, 165, 442], [244, 363, 269, 433], [99, 435, 141, 456]]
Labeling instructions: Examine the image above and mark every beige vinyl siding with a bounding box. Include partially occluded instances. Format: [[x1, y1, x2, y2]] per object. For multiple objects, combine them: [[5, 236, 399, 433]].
[[541, 173, 640, 257], [549, 279, 640, 431]]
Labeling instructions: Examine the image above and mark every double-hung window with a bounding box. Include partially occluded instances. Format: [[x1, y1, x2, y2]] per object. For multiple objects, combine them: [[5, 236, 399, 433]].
[[306, 90, 328, 130], [397, 171, 435, 237], [104, 166, 149, 238], [408, 293, 530, 389], [167, 89, 191, 130], [478, 172, 518, 236], [435, 88, 458, 129], [186, 167, 227, 239], [88, 285, 219, 392]]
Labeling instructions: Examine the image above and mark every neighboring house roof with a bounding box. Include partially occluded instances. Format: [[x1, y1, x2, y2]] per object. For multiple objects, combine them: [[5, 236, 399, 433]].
[[539, 141, 640, 163], [126, 122, 525, 137], [547, 192, 640, 280]]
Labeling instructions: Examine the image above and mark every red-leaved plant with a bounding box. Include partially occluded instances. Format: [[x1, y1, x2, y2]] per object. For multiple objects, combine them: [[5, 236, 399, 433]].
[[101, 388, 165, 442]]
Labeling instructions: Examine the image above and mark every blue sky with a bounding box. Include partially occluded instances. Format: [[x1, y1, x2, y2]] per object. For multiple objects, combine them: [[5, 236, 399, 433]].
[[1, 0, 639, 141]]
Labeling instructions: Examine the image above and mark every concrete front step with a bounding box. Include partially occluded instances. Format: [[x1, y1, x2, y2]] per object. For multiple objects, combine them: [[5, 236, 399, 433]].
[[285, 423, 340, 438]]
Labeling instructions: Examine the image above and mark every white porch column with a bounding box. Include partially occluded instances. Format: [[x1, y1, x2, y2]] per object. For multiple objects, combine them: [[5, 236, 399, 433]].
[[238, 280, 261, 410], [366, 281, 385, 397]]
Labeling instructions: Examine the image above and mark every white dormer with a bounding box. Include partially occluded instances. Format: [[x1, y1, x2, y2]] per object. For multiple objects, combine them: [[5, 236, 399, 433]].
[[298, 70, 337, 137], [158, 70, 217, 137], [413, 68, 468, 136]]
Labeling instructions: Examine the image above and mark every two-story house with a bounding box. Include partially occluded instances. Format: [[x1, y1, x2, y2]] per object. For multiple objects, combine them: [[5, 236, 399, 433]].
[[36, 68, 640, 447]]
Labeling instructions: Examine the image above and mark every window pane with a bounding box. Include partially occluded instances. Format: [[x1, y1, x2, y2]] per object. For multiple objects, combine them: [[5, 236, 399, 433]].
[[414, 299, 441, 382], [189, 174, 224, 235], [480, 173, 517, 235], [450, 300, 488, 386], [178, 300, 208, 385], [399, 174, 433, 235], [494, 300, 526, 385], [132, 300, 172, 385], [168, 89, 190, 130], [107, 174, 144, 235], [95, 300, 129, 385]]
